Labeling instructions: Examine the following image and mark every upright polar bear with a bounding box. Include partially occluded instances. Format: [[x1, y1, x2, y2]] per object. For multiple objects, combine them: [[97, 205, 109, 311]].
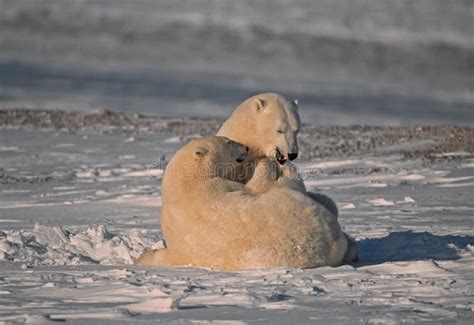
[[137, 136, 349, 270], [217, 93, 358, 261], [217, 93, 338, 216], [217, 93, 300, 180]]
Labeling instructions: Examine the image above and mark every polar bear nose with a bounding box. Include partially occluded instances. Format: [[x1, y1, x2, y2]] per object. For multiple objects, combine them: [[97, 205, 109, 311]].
[[288, 153, 298, 161]]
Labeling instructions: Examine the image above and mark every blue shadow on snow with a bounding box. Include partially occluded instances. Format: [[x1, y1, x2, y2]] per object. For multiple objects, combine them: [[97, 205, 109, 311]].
[[355, 231, 474, 267]]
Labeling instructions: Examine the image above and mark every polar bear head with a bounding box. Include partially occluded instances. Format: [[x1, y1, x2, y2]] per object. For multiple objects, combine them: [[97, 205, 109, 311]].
[[166, 136, 249, 181], [217, 93, 301, 165]]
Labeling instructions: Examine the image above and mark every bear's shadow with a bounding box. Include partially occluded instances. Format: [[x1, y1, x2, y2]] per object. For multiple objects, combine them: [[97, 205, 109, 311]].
[[354, 231, 474, 267]]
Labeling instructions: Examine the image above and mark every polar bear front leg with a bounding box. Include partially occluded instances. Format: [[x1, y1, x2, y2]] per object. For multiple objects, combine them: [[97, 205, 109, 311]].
[[246, 159, 307, 194], [245, 158, 281, 194], [278, 162, 307, 193]]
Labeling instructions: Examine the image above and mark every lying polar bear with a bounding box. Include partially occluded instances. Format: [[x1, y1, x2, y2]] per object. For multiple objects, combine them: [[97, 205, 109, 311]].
[[137, 136, 350, 270]]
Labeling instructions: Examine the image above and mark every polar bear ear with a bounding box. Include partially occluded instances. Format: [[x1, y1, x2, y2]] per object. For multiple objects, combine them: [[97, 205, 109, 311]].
[[255, 98, 267, 112], [194, 146, 209, 159]]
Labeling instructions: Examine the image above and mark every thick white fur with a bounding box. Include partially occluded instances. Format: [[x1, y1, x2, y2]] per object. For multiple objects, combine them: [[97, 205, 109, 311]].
[[217, 93, 300, 182], [216, 93, 340, 215], [137, 137, 349, 271], [216, 93, 358, 262]]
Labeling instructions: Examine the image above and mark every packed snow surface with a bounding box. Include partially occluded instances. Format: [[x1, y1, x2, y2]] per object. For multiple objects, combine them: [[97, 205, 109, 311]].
[[0, 114, 473, 323]]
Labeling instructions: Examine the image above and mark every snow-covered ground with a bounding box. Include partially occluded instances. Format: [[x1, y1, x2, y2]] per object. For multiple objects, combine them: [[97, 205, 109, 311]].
[[1, 1, 473, 322], [0, 111, 473, 323]]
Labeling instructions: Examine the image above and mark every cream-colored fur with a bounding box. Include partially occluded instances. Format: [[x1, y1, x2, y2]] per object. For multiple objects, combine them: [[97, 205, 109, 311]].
[[137, 137, 349, 270], [216, 93, 339, 215], [216, 93, 358, 262], [245, 158, 306, 194], [217, 93, 301, 182], [245, 159, 358, 264]]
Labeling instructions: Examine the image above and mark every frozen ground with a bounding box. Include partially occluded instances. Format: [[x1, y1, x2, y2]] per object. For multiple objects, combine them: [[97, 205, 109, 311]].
[[0, 110, 473, 323]]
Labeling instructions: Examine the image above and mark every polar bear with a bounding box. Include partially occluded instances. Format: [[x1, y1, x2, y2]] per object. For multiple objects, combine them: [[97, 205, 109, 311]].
[[217, 93, 300, 181], [245, 158, 306, 194], [217, 94, 357, 261], [137, 136, 350, 270], [245, 158, 359, 264], [245, 158, 340, 219], [217, 93, 341, 217]]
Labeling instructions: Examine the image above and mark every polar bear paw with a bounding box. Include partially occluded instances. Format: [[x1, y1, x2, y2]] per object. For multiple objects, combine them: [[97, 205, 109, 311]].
[[245, 158, 280, 193], [277, 162, 306, 193]]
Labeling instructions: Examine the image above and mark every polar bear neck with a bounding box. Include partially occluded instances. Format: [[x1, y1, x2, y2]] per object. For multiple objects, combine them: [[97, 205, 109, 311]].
[[217, 115, 280, 161], [218, 114, 260, 158]]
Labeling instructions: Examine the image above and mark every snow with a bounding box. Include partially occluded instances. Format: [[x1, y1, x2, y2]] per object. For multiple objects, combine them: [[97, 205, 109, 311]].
[[369, 198, 395, 207], [0, 224, 162, 265], [0, 121, 473, 323], [340, 203, 356, 210]]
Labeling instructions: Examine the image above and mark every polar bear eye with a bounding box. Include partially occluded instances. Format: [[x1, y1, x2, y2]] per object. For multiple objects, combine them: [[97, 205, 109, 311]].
[[277, 129, 284, 134]]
